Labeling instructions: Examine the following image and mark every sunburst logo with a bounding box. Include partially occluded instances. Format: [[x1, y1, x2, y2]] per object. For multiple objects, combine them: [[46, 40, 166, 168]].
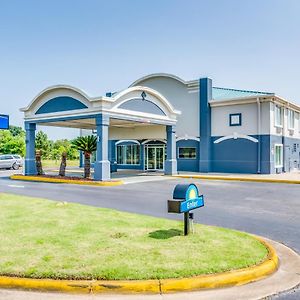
[[188, 188, 197, 200]]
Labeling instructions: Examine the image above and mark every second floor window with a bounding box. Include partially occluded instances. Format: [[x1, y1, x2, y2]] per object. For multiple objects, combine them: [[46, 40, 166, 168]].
[[274, 105, 283, 127], [288, 109, 295, 129]]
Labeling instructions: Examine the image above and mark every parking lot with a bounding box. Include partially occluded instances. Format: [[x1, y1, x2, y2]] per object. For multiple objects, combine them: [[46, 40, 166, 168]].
[[0, 170, 299, 299]]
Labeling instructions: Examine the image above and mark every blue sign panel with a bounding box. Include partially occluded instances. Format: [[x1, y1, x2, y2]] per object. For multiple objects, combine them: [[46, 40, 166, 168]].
[[0, 115, 9, 129], [180, 195, 204, 213]]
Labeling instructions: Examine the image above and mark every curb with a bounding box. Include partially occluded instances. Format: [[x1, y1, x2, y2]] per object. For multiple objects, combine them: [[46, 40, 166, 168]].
[[174, 174, 300, 184], [0, 236, 278, 294], [10, 175, 123, 187]]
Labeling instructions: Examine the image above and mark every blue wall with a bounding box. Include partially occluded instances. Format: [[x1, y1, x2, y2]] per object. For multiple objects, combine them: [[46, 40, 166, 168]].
[[177, 139, 199, 172], [211, 136, 259, 174], [36, 97, 87, 114]]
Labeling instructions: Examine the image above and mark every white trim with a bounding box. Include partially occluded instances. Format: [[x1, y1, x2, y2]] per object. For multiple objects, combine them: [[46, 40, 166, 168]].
[[176, 136, 200, 142], [129, 73, 188, 87], [115, 140, 140, 146], [112, 86, 181, 116], [213, 133, 259, 144], [20, 85, 93, 112], [142, 139, 166, 145]]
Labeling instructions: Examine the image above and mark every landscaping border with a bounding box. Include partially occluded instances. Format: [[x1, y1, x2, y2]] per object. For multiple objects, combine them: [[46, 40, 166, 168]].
[[174, 174, 300, 184], [0, 236, 278, 294], [10, 175, 123, 187]]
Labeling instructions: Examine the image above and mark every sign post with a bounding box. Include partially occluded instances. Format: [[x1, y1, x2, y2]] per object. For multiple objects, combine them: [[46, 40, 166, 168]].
[[0, 115, 9, 130], [168, 183, 204, 236]]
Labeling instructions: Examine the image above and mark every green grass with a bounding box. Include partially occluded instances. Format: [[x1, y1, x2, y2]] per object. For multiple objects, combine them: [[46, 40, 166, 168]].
[[41, 160, 79, 168], [0, 193, 268, 280]]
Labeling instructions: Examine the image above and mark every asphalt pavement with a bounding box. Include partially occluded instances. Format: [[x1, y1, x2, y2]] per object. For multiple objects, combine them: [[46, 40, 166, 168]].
[[0, 169, 299, 299]]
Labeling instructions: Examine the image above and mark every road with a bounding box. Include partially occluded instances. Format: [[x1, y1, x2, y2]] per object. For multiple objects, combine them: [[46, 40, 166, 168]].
[[0, 170, 299, 299]]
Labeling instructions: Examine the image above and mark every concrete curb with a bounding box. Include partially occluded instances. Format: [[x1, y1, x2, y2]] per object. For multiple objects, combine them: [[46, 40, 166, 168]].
[[0, 236, 278, 294], [10, 175, 123, 187], [174, 174, 300, 184]]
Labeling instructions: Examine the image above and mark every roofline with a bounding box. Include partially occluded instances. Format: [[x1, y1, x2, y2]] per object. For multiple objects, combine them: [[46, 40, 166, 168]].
[[210, 95, 300, 112], [129, 73, 196, 87]]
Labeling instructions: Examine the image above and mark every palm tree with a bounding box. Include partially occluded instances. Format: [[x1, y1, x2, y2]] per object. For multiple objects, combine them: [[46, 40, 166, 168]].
[[72, 135, 97, 179]]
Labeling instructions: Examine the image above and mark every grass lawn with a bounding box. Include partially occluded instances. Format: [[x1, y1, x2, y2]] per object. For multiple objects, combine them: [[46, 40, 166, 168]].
[[0, 193, 268, 280], [41, 160, 79, 168]]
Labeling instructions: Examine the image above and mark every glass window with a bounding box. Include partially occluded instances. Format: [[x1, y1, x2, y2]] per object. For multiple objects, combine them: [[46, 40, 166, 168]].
[[274, 144, 283, 168], [288, 109, 295, 129], [229, 113, 242, 126], [274, 105, 283, 127], [178, 147, 196, 159], [116, 144, 140, 165]]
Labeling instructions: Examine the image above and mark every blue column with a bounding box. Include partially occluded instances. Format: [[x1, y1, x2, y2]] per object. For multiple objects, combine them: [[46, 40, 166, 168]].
[[199, 78, 212, 172], [94, 114, 110, 181], [165, 125, 177, 175], [24, 122, 37, 175]]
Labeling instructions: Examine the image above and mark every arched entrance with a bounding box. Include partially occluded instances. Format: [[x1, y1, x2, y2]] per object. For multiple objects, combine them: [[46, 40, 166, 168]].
[[142, 140, 166, 171]]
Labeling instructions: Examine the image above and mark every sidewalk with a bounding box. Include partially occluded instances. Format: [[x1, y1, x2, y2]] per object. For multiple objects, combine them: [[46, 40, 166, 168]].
[[176, 171, 300, 184], [0, 238, 299, 300]]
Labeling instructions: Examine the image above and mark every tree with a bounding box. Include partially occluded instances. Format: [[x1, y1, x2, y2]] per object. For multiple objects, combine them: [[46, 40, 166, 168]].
[[59, 152, 67, 176], [0, 129, 25, 156], [35, 131, 52, 159], [72, 135, 97, 178], [9, 125, 24, 137]]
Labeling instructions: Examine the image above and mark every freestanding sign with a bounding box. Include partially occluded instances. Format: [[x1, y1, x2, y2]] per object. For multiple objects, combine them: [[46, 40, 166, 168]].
[[0, 115, 9, 130], [168, 183, 204, 235]]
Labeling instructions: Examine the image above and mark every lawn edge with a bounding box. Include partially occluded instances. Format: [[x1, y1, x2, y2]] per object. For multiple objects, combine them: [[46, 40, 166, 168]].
[[0, 235, 278, 294], [174, 174, 300, 184], [10, 175, 123, 187]]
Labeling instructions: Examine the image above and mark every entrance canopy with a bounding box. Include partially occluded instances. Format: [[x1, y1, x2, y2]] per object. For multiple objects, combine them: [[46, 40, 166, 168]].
[[21, 85, 180, 128], [21, 85, 180, 180]]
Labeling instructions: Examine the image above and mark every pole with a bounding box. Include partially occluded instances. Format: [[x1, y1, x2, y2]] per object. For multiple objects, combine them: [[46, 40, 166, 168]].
[[184, 212, 189, 236]]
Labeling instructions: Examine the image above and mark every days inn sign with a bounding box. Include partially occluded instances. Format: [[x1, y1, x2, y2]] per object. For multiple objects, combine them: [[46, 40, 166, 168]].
[[168, 183, 204, 235]]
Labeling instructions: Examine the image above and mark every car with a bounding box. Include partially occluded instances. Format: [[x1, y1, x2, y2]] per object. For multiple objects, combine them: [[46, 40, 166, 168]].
[[0, 154, 23, 170]]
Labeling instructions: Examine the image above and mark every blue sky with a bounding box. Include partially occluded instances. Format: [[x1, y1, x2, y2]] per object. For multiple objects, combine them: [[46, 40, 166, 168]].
[[0, 0, 300, 139]]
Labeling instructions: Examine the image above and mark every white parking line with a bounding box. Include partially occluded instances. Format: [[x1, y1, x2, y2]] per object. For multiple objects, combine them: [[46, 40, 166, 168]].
[[7, 184, 25, 188]]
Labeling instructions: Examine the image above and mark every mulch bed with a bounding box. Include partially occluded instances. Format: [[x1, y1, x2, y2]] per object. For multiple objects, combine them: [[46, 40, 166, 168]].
[[37, 175, 94, 181]]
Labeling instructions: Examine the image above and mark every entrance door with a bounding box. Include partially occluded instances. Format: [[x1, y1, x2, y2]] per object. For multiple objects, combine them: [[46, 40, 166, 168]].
[[145, 145, 165, 171]]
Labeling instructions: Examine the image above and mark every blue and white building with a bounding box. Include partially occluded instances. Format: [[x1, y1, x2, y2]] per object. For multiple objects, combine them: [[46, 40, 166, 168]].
[[22, 73, 300, 180]]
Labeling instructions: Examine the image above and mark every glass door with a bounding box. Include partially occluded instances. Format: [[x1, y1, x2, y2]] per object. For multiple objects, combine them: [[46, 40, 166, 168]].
[[147, 147, 156, 170], [145, 145, 165, 171]]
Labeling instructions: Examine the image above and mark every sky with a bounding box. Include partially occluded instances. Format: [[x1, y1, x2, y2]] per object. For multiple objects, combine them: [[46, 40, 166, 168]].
[[0, 0, 300, 140]]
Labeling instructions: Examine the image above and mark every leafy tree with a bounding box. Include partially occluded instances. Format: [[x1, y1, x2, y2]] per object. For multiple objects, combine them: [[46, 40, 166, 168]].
[[0, 129, 25, 156], [35, 131, 52, 159], [9, 125, 24, 137], [72, 135, 97, 178]]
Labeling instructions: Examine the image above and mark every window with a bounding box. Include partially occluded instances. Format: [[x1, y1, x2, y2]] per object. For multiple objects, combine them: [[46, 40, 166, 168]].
[[178, 147, 196, 159], [117, 144, 140, 165], [229, 113, 242, 126], [274, 105, 283, 127], [288, 109, 295, 129], [274, 144, 283, 168]]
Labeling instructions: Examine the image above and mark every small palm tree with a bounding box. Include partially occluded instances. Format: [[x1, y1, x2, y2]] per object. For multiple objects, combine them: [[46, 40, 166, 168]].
[[72, 135, 97, 179]]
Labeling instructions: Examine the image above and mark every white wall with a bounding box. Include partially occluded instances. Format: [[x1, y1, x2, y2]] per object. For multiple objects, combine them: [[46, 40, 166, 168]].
[[270, 102, 300, 138], [132, 76, 199, 138], [109, 125, 165, 140]]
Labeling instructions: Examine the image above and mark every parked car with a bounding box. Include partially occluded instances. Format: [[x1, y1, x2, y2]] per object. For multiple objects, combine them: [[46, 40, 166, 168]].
[[0, 154, 23, 170]]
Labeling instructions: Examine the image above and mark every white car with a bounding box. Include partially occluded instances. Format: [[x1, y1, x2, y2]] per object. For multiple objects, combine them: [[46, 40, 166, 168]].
[[0, 154, 23, 170]]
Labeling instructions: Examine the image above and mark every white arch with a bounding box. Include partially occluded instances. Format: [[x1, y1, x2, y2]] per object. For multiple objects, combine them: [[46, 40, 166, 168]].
[[214, 133, 259, 144], [142, 139, 166, 145], [176, 136, 200, 142], [115, 140, 140, 146], [111, 86, 181, 117], [21, 85, 91, 113], [129, 73, 187, 87]]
